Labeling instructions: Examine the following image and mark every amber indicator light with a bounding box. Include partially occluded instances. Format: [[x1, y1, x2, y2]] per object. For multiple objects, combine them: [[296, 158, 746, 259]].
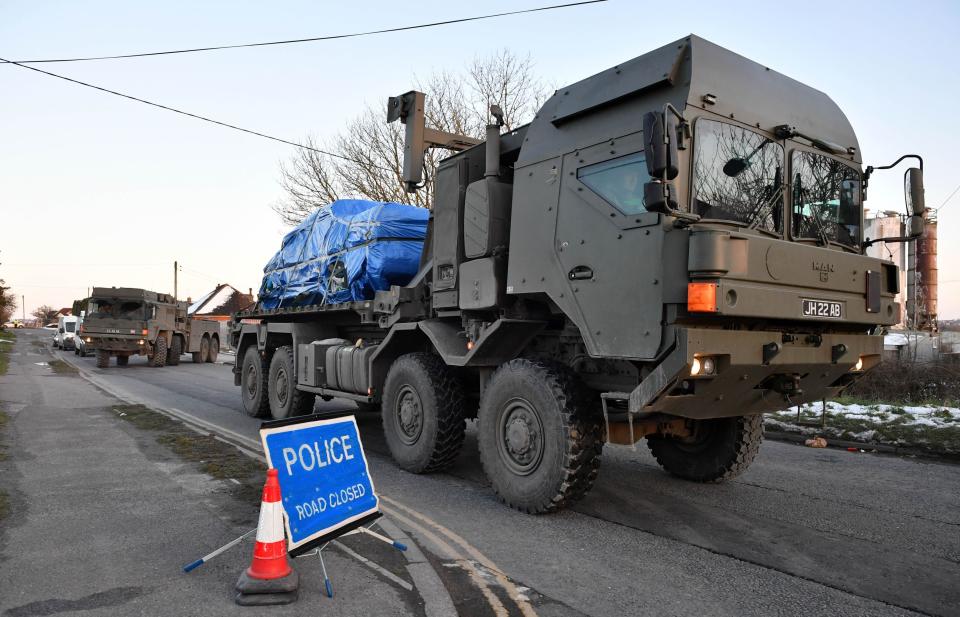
[[688, 282, 719, 312]]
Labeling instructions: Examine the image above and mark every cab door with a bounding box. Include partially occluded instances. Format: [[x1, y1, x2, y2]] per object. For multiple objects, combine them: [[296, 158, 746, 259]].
[[552, 131, 664, 360]]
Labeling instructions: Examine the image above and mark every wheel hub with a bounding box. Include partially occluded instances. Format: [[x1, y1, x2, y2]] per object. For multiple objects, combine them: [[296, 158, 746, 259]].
[[498, 398, 543, 475], [276, 368, 288, 406], [245, 365, 257, 396], [395, 385, 423, 445]]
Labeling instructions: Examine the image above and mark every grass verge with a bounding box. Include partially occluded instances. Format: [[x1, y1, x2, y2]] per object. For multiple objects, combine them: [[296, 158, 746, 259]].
[[47, 359, 78, 374], [0, 406, 8, 520], [112, 404, 266, 504], [0, 330, 13, 375], [766, 402, 960, 456]]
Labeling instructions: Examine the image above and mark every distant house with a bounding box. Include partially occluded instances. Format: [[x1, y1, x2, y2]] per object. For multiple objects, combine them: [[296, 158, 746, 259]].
[[188, 284, 254, 321], [57, 308, 72, 317]]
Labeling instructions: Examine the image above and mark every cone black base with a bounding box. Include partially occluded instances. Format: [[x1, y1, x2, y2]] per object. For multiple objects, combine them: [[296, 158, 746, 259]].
[[235, 589, 299, 606], [236, 569, 300, 594]]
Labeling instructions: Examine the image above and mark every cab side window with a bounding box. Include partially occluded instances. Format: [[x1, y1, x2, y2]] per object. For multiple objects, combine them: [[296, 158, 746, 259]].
[[577, 152, 648, 215]]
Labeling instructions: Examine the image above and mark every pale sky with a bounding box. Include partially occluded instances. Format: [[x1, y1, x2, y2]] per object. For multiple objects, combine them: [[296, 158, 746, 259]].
[[2, 0, 959, 318]]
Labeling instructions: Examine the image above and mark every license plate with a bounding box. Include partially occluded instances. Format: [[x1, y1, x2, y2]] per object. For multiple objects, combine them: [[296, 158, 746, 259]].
[[801, 299, 843, 319]]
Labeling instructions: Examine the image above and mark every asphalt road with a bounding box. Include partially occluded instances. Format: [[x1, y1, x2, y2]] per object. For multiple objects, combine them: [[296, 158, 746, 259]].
[[43, 330, 960, 616]]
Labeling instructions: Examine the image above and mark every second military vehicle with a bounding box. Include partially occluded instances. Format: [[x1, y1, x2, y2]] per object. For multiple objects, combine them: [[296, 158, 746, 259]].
[[233, 36, 925, 513], [82, 287, 220, 368]]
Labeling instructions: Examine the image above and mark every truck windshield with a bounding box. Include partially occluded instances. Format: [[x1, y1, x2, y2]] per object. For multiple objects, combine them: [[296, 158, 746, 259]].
[[64, 322, 76, 333], [693, 119, 784, 234], [88, 299, 145, 320], [791, 151, 861, 247]]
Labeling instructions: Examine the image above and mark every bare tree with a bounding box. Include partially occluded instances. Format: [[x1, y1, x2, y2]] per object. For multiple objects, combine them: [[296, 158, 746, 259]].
[[32, 305, 59, 324], [274, 50, 551, 226], [0, 282, 15, 325]]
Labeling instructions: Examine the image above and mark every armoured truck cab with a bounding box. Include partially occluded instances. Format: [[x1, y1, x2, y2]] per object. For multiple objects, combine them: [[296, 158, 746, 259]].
[[235, 35, 924, 514], [83, 287, 220, 368], [393, 35, 922, 417]]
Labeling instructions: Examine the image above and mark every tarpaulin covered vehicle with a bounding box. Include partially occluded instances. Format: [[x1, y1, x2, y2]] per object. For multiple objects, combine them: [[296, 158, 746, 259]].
[[258, 200, 428, 309]]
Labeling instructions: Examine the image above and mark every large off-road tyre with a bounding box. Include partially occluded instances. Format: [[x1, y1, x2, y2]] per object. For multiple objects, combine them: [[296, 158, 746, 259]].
[[382, 353, 466, 474], [116, 355, 129, 366], [478, 359, 603, 514], [240, 346, 270, 418], [167, 336, 182, 366], [647, 414, 764, 483], [96, 349, 110, 369], [151, 337, 167, 367], [199, 336, 210, 364], [206, 336, 219, 363], [268, 346, 315, 420]]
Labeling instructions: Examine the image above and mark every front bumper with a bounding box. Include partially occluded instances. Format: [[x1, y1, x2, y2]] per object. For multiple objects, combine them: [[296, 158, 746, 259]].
[[84, 334, 147, 354], [629, 327, 882, 418]]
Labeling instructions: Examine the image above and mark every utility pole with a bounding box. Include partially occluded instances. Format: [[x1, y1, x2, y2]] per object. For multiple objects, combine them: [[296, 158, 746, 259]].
[[22, 295, 25, 322], [174, 260, 178, 300]]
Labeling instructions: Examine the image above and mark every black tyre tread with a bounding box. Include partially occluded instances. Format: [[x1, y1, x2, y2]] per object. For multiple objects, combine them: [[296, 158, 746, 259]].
[[241, 347, 271, 418], [479, 359, 603, 514], [96, 349, 110, 368], [167, 336, 182, 366], [647, 414, 763, 483], [192, 351, 203, 363], [152, 337, 167, 367], [383, 353, 465, 474], [206, 337, 219, 363], [270, 346, 315, 418]]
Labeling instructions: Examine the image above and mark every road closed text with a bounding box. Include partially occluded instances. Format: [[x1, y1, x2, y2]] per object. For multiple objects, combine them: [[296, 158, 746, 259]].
[[294, 483, 367, 521]]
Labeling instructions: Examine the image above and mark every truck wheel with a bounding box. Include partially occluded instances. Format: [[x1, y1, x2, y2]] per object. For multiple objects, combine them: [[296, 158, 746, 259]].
[[647, 414, 763, 483], [167, 336, 182, 366], [268, 346, 315, 419], [199, 337, 210, 364], [152, 337, 167, 367], [117, 355, 129, 366], [206, 337, 219, 363], [96, 349, 110, 369], [478, 359, 603, 514], [382, 353, 465, 474], [240, 347, 270, 418]]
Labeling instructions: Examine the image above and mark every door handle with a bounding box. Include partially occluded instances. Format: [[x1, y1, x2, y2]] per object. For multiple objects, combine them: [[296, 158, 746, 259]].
[[568, 265, 594, 280]]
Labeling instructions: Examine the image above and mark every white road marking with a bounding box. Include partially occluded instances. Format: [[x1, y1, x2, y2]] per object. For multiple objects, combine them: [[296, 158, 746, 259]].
[[384, 495, 539, 617]]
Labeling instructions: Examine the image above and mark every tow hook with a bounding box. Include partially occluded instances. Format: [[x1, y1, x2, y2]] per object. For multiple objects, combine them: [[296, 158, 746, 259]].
[[770, 373, 803, 402]]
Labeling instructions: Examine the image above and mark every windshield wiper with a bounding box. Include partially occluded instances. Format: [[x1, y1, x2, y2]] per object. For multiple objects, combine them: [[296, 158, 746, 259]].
[[807, 204, 832, 246]]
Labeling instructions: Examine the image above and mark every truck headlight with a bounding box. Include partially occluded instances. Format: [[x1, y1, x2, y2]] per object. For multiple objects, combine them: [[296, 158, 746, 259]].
[[853, 357, 864, 372], [691, 356, 717, 376], [138, 340, 145, 345]]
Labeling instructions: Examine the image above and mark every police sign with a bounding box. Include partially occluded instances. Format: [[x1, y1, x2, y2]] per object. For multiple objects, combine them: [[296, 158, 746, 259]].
[[260, 414, 380, 555]]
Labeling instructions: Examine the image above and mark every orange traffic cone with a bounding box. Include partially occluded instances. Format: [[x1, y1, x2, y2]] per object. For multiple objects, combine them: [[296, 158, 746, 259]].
[[235, 468, 299, 606]]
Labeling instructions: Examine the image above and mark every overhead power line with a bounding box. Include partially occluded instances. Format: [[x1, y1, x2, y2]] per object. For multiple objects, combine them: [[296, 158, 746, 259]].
[[3, 1, 607, 64], [0, 55, 392, 170], [934, 182, 960, 212]]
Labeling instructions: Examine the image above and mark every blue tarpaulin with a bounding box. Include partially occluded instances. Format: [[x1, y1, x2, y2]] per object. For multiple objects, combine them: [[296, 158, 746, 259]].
[[258, 200, 428, 309]]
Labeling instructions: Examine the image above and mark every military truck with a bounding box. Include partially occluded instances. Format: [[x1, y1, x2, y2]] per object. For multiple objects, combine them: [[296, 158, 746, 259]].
[[232, 36, 925, 513], [83, 287, 220, 368]]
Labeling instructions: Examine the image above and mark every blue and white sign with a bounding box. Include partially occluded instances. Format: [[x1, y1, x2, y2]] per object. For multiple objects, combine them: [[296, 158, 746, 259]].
[[260, 415, 379, 553]]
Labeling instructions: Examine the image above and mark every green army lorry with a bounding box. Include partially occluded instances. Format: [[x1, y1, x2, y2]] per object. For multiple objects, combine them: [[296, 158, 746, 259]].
[[83, 287, 221, 368], [232, 36, 925, 513]]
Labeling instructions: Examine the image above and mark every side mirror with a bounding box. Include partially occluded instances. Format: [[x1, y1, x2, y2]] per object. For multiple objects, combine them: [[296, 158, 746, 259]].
[[905, 168, 925, 216], [642, 112, 678, 180], [907, 215, 924, 238], [643, 181, 678, 213]]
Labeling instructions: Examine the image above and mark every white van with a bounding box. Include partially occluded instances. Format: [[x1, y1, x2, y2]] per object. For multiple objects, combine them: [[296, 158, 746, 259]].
[[55, 315, 79, 350]]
